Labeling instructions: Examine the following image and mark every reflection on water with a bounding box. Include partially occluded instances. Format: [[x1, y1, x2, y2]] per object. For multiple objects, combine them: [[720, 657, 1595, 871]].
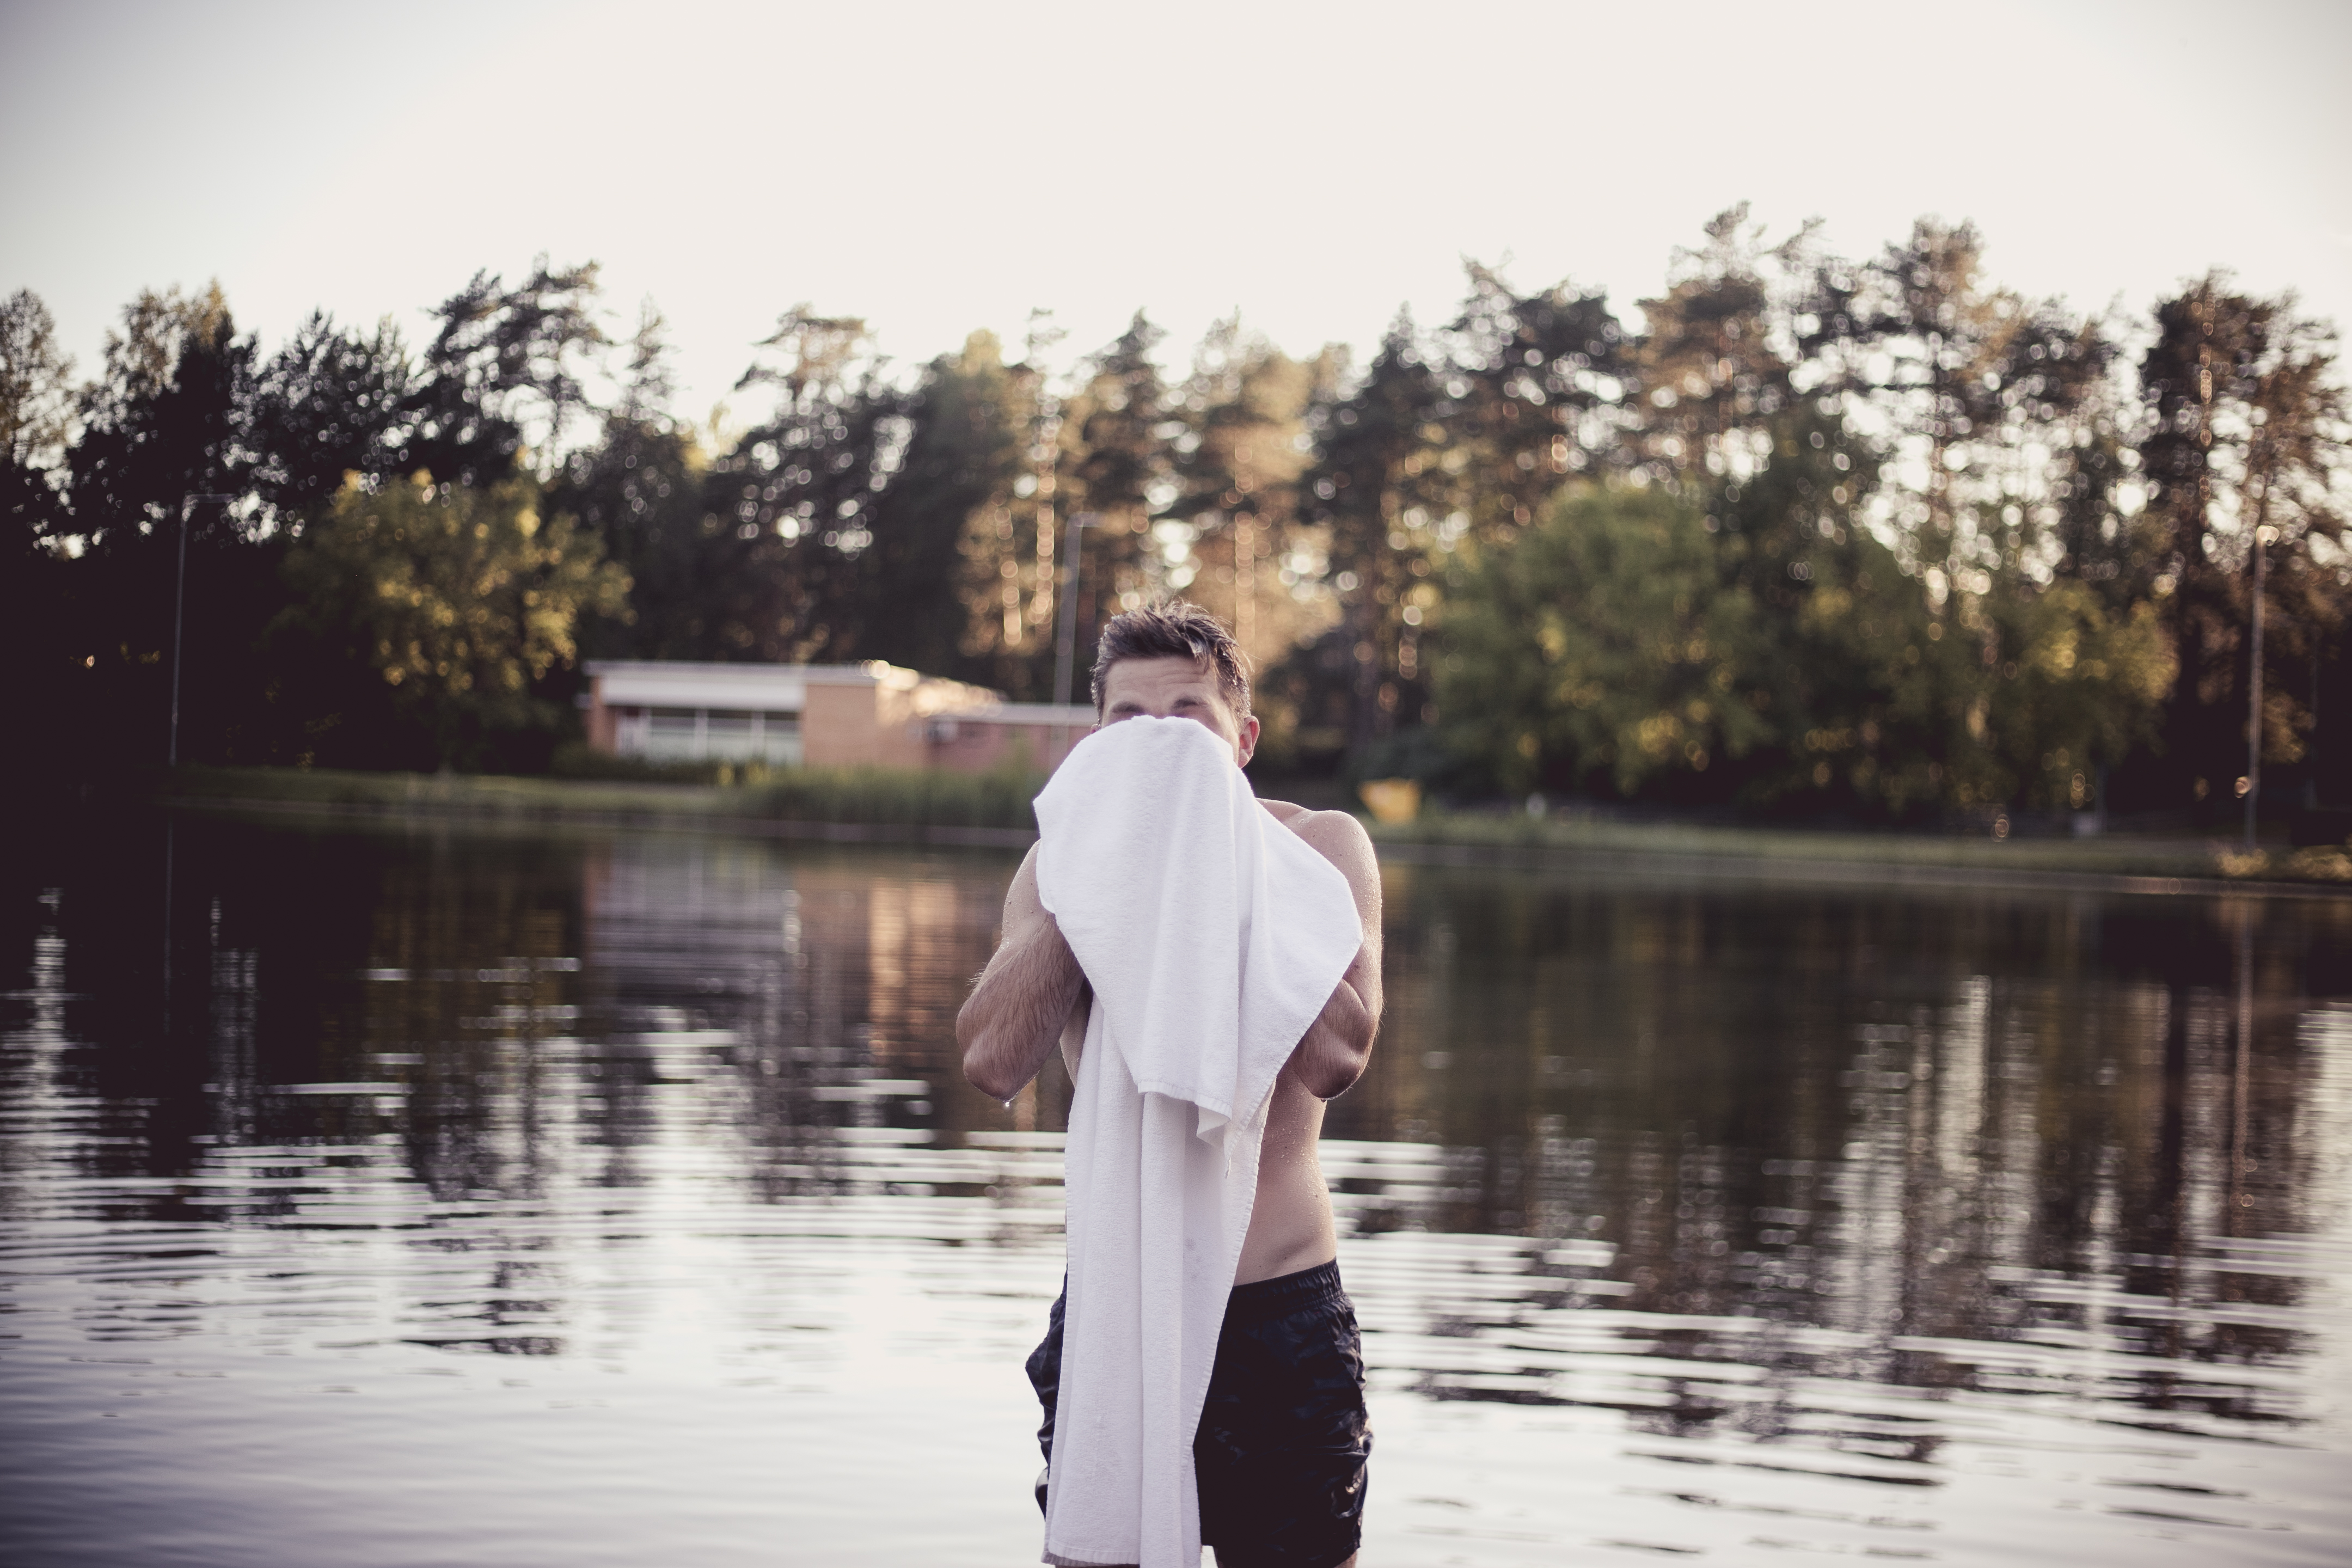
[[3, 816, 2349, 1565]]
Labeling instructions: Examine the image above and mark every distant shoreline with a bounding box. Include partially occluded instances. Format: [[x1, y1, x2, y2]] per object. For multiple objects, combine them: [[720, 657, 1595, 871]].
[[129, 764, 2352, 898], [162, 788, 1037, 849], [144, 763, 1040, 849], [1367, 834, 2341, 902], [1363, 812, 2340, 892]]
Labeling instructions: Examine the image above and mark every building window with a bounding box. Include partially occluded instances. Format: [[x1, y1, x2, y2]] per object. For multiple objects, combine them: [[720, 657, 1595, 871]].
[[617, 707, 803, 765]]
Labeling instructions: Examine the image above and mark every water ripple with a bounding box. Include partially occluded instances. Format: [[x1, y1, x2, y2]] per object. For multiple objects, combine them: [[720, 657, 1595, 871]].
[[2, 822, 2348, 1565]]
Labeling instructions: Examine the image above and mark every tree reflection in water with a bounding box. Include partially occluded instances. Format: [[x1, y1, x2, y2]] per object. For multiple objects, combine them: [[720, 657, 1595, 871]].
[[2, 814, 2348, 1564]]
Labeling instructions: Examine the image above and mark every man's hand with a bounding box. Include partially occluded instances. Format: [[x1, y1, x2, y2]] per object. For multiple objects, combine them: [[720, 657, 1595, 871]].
[[1269, 807, 1383, 1100], [958, 844, 1088, 1101]]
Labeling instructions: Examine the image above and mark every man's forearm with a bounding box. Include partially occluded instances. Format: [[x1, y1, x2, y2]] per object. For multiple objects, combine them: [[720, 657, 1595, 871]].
[[958, 918, 1086, 1101]]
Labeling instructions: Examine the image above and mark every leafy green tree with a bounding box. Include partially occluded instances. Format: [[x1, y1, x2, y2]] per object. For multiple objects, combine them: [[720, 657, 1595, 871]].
[[1971, 581, 2176, 810], [1429, 198, 2179, 821], [12, 216, 2332, 812], [1677, 212, 2163, 816], [1626, 210, 1937, 812], [278, 471, 629, 768], [1706, 410, 1961, 814], [1434, 484, 1774, 798]]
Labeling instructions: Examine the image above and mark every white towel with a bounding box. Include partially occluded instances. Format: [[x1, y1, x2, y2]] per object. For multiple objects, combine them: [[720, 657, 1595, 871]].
[[1032, 715, 1364, 1568]]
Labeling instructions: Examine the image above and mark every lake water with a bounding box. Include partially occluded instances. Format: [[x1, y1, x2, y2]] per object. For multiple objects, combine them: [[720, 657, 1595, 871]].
[[4, 812, 2350, 1566]]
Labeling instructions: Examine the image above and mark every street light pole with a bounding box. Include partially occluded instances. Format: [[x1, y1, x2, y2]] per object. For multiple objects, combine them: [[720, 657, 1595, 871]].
[[2245, 524, 2270, 850], [1052, 512, 1100, 710], [170, 493, 235, 767]]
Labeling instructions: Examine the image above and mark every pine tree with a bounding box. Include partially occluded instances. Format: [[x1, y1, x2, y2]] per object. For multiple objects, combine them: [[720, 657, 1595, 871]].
[[404, 259, 604, 487], [548, 304, 709, 661], [1059, 312, 1170, 700], [2, 289, 79, 768], [868, 330, 1023, 679], [1441, 262, 1629, 533], [2, 289, 75, 552], [247, 310, 413, 524], [60, 284, 277, 766], [1163, 316, 1318, 672], [1294, 314, 1447, 752], [2136, 276, 2349, 814]]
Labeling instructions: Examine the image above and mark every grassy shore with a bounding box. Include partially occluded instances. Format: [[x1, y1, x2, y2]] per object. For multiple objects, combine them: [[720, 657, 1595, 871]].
[[1367, 810, 2352, 892], [147, 764, 2351, 892], [157, 763, 1044, 844]]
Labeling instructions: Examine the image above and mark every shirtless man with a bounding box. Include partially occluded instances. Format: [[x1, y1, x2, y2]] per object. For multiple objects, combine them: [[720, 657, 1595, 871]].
[[958, 601, 1382, 1568]]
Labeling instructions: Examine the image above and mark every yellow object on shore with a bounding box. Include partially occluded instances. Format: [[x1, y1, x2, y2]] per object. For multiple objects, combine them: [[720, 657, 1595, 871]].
[[1358, 778, 1422, 824]]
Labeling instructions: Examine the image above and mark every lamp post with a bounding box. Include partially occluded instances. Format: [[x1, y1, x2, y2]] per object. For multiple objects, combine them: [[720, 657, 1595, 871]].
[[1051, 512, 1101, 710], [2244, 523, 2273, 850], [170, 493, 235, 767]]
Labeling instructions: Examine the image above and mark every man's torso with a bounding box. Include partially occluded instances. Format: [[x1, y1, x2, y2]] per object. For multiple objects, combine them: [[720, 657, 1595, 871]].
[[1059, 797, 1351, 1285]]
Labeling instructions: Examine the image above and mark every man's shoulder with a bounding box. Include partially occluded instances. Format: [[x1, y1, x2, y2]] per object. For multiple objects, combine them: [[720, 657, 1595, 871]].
[[1257, 800, 1376, 872]]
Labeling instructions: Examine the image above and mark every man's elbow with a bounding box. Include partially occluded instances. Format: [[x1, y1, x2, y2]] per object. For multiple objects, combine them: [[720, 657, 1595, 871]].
[[957, 1009, 1016, 1101], [964, 1049, 1019, 1102], [1300, 1028, 1376, 1100], [1304, 1061, 1368, 1100]]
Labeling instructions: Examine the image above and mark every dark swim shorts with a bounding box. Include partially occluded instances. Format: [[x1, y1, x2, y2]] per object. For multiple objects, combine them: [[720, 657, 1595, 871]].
[[1026, 1260, 1373, 1568]]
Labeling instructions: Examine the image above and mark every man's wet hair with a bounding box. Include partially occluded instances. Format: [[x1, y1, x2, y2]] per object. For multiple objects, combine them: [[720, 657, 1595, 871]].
[[1091, 600, 1253, 718]]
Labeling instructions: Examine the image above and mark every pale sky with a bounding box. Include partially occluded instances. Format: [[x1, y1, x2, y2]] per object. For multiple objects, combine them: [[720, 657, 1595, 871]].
[[5, 0, 2347, 426]]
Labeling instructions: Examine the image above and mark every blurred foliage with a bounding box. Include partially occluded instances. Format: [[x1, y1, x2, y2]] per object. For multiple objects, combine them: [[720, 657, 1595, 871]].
[[3, 288, 77, 546], [10, 210, 2347, 823], [2139, 278, 2350, 804], [548, 739, 737, 785], [1435, 484, 2172, 813], [275, 473, 628, 770], [405, 261, 605, 488], [741, 762, 1044, 830], [1437, 486, 1777, 799], [166, 759, 1044, 832]]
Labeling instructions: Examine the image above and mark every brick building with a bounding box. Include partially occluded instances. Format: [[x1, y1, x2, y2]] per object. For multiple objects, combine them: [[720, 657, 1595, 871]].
[[581, 660, 1095, 775]]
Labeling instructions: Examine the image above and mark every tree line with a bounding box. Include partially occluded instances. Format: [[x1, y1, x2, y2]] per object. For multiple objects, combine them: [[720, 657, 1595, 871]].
[[5, 206, 2345, 822]]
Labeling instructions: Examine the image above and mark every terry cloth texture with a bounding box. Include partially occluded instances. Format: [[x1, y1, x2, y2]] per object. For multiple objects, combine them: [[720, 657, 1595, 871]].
[[1030, 1263, 1373, 1568], [1031, 716, 1363, 1568]]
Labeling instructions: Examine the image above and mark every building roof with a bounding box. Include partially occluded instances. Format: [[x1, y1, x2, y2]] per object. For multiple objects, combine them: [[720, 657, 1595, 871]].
[[975, 702, 1098, 727], [585, 660, 886, 710], [584, 660, 1093, 727]]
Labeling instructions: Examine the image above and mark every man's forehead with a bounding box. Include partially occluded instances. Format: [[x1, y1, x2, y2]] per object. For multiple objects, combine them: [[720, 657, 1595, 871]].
[[1103, 655, 1218, 695]]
